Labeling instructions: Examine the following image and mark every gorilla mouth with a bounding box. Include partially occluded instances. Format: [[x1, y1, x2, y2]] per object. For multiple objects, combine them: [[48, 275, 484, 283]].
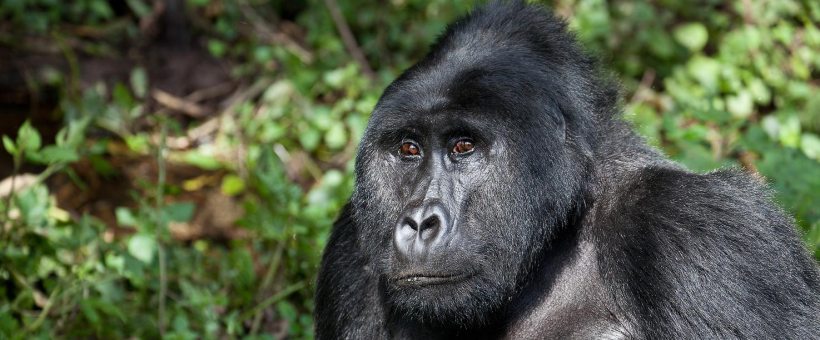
[[392, 272, 475, 286]]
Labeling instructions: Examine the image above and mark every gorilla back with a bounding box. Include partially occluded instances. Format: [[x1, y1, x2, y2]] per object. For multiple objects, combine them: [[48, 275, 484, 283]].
[[315, 2, 820, 339]]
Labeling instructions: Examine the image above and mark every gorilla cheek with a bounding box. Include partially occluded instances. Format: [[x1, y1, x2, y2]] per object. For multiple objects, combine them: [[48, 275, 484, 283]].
[[351, 162, 404, 263], [469, 167, 549, 281]]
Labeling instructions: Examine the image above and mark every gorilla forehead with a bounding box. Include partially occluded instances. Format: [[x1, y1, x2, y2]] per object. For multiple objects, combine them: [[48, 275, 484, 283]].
[[369, 3, 578, 131], [376, 58, 546, 120]]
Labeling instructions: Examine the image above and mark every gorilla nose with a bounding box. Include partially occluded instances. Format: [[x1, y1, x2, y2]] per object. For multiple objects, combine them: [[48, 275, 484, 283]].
[[394, 201, 452, 259]]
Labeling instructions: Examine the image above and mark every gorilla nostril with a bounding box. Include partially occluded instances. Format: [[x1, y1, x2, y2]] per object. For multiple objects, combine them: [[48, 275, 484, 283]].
[[419, 215, 442, 242], [403, 217, 418, 231], [420, 215, 440, 232]]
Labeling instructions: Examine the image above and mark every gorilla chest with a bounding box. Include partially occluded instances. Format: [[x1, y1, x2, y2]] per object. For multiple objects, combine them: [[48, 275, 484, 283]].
[[503, 300, 626, 340], [503, 243, 628, 339]]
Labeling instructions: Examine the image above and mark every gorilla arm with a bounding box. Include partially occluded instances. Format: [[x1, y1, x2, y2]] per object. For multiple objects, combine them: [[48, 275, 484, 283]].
[[314, 204, 388, 339]]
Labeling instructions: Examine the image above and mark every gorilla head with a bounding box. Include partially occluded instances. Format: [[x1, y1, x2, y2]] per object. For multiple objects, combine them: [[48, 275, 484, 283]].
[[347, 2, 612, 328]]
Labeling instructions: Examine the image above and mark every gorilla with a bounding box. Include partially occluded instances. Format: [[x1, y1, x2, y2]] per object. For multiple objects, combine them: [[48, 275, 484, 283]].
[[315, 1, 820, 338]]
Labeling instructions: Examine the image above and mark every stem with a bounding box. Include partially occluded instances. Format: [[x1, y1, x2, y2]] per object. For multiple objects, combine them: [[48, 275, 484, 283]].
[[53, 31, 80, 98], [34, 163, 65, 183], [249, 241, 285, 335], [324, 0, 376, 80], [239, 281, 306, 323], [156, 117, 168, 337], [1, 152, 21, 242], [26, 284, 62, 332], [158, 243, 167, 337]]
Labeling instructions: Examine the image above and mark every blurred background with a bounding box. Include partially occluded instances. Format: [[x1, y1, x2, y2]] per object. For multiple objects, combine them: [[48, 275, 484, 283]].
[[0, 0, 817, 338]]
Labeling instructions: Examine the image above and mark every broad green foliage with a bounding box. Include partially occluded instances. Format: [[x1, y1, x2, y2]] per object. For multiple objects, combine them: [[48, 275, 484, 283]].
[[0, 0, 818, 338]]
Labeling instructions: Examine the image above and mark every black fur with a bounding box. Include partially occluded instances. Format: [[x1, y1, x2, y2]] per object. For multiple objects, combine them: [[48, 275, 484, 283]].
[[314, 2, 820, 339]]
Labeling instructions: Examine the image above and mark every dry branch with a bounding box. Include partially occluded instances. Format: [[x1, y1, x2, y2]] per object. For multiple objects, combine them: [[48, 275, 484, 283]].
[[324, 0, 377, 81]]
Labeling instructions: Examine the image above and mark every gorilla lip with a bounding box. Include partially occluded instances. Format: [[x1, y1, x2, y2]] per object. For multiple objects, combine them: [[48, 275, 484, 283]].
[[392, 272, 474, 286]]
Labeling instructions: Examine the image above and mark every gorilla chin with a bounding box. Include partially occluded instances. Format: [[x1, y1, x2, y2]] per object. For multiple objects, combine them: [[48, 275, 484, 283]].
[[385, 268, 509, 328], [384, 235, 511, 327]]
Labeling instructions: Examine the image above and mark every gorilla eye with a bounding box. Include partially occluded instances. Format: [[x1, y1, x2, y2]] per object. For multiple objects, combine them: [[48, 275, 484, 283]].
[[452, 139, 475, 155], [399, 141, 421, 157]]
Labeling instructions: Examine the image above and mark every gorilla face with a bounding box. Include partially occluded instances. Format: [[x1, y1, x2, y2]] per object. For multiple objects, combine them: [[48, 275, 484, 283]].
[[349, 50, 591, 327]]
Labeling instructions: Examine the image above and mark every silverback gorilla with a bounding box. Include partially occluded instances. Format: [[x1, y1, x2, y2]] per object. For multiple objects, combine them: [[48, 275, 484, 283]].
[[315, 1, 820, 338]]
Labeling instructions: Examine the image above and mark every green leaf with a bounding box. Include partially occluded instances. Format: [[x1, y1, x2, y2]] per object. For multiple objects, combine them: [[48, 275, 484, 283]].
[[747, 78, 771, 104], [130, 67, 148, 98], [125, 134, 150, 154], [14, 185, 49, 228], [325, 124, 347, 150], [779, 115, 801, 148], [674, 23, 708, 52], [346, 114, 368, 142], [106, 253, 125, 273], [742, 26, 762, 50], [182, 150, 222, 170], [127, 234, 157, 264], [112, 83, 134, 108], [17, 121, 42, 153], [80, 300, 101, 324], [172, 313, 191, 333], [761, 115, 780, 140], [221, 174, 245, 196], [687, 56, 721, 91], [2, 135, 16, 155], [324, 67, 347, 89], [35, 146, 79, 164], [89, 0, 114, 19], [125, 0, 151, 18], [164, 202, 195, 223], [299, 129, 321, 151], [253, 46, 274, 63], [323, 170, 344, 187], [800, 133, 820, 160], [646, 30, 676, 59], [116, 207, 140, 228], [0, 311, 21, 333], [790, 54, 810, 80], [207, 39, 227, 58], [277, 301, 298, 321], [726, 91, 753, 119], [311, 106, 334, 131]]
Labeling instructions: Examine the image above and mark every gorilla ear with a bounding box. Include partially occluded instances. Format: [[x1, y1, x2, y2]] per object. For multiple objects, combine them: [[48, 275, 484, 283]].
[[544, 98, 567, 142], [545, 97, 595, 160], [556, 113, 567, 142]]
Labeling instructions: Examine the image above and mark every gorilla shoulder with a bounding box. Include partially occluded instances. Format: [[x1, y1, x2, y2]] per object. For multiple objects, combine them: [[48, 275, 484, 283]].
[[592, 166, 820, 338]]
